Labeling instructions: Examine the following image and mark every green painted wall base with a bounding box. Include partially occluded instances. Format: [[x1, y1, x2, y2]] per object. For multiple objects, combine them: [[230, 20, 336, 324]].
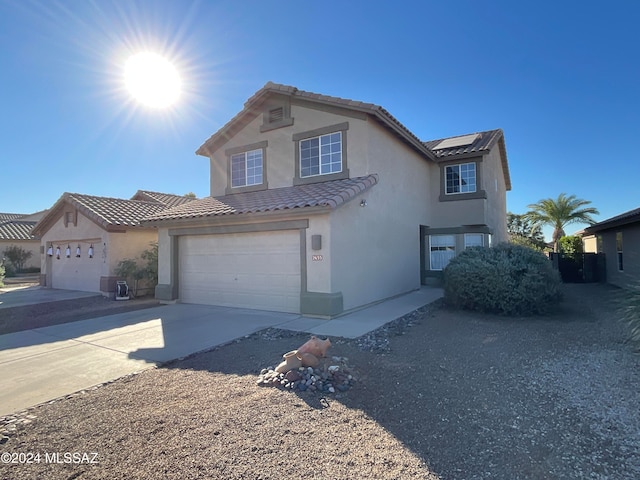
[[300, 291, 344, 317]]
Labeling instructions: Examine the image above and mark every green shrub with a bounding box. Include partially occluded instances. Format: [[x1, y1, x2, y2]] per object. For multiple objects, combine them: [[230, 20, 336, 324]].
[[619, 283, 640, 352], [443, 243, 562, 316], [0, 262, 4, 286]]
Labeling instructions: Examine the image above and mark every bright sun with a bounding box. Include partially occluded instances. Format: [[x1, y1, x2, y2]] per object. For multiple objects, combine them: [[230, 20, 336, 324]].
[[124, 52, 181, 108]]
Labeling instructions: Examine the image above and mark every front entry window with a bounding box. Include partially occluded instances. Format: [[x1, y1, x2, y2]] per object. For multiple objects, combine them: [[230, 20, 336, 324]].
[[430, 235, 456, 270]]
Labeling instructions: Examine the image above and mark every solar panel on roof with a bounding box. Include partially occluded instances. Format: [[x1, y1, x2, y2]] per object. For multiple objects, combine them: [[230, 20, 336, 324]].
[[433, 133, 479, 150]]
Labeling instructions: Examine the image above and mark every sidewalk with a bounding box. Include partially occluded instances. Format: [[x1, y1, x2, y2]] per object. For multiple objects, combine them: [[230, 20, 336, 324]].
[[0, 286, 442, 416]]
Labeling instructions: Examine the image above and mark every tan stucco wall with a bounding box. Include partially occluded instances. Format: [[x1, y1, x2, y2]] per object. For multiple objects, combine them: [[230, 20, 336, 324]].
[[329, 122, 431, 311], [481, 145, 508, 243], [305, 214, 332, 293], [583, 235, 597, 253], [0, 240, 40, 270], [599, 225, 640, 289], [428, 148, 508, 243], [208, 102, 370, 196], [157, 228, 172, 287]]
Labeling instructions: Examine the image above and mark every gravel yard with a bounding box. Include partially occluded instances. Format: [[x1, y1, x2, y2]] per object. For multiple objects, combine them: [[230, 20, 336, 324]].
[[1, 283, 639, 479]]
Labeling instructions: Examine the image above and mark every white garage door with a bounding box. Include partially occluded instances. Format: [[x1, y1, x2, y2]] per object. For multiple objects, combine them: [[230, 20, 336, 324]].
[[179, 230, 301, 313], [51, 254, 102, 292]]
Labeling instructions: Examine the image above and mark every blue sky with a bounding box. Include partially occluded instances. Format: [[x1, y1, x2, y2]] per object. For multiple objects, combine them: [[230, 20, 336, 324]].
[[1, 0, 638, 241]]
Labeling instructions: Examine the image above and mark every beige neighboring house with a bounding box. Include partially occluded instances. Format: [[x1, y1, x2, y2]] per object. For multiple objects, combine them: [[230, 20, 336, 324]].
[[32, 191, 194, 296], [584, 206, 640, 289], [0, 211, 47, 271], [143, 82, 512, 317]]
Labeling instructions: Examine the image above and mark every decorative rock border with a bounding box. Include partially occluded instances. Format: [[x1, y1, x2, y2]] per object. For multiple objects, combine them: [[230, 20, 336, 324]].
[[257, 356, 356, 394]]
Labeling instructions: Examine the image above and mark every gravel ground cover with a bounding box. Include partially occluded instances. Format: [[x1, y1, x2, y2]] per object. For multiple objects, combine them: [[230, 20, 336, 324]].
[[1, 283, 639, 479]]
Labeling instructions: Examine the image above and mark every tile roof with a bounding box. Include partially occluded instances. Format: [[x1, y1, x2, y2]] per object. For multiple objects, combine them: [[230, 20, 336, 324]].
[[196, 82, 435, 161], [0, 220, 37, 241], [32, 191, 182, 236], [130, 190, 196, 208], [143, 175, 379, 223], [585, 206, 640, 233], [66, 193, 169, 228], [423, 129, 503, 158], [0, 213, 24, 222], [423, 128, 512, 191]]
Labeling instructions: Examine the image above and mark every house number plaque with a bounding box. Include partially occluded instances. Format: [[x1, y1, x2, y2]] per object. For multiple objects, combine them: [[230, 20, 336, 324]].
[[312, 255, 323, 261]]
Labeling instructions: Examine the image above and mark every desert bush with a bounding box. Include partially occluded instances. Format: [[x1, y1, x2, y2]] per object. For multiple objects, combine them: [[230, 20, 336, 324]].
[[619, 283, 640, 352], [2, 245, 33, 273], [113, 243, 158, 297], [443, 243, 562, 316]]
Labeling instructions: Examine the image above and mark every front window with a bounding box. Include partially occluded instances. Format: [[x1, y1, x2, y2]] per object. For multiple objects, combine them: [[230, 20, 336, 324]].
[[617, 232, 623, 271], [464, 233, 484, 248], [300, 132, 342, 178], [430, 235, 456, 270], [446, 163, 476, 194], [231, 149, 263, 187]]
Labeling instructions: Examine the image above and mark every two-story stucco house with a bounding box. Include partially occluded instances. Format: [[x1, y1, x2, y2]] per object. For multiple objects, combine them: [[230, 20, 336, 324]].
[[143, 83, 511, 317]]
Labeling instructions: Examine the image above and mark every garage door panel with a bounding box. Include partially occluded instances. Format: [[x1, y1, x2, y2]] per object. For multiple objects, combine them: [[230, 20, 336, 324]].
[[51, 257, 102, 292], [179, 231, 301, 313]]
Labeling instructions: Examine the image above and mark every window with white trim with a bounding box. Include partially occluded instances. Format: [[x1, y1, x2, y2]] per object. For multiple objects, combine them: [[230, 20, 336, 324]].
[[430, 235, 456, 271], [300, 131, 342, 178], [445, 163, 476, 194], [616, 232, 623, 271], [464, 233, 484, 248], [231, 149, 263, 187]]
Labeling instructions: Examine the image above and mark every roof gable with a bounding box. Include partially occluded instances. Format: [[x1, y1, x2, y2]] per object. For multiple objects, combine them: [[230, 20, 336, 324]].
[[32, 192, 177, 237], [424, 129, 512, 191], [196, 82, 435, 161]]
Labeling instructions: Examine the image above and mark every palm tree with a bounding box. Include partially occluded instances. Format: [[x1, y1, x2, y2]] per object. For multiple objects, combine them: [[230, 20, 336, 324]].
[[526, 193, 599, 252]]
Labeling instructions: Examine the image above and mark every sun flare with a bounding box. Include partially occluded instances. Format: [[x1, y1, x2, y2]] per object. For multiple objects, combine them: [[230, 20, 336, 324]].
[[124, 52, 181, 108]]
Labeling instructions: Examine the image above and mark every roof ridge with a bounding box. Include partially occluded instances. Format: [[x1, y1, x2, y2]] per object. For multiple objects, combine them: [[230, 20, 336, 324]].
[[197, 83, 435, 161]]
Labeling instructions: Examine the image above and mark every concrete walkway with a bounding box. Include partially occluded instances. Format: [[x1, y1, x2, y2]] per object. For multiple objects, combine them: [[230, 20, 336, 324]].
[[0, 287, 442, 416]]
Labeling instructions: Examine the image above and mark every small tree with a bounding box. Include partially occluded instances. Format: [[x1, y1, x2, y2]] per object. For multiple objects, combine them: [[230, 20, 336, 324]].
[[2, 245, 33, 273], [526, 193, 599, 252], [0, 260, 5, 286], [507, 212, 546, 251], [113, 243, 158, 297], [559, 235, 583, 257]]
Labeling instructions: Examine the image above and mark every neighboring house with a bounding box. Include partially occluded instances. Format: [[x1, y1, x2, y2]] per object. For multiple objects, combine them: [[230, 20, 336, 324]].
[[576, 229, 598, 254], [143, 82, 511, 317], [584, 206, 640, 289], [32, 191, 194, 295], [0, 211, 47, 270]]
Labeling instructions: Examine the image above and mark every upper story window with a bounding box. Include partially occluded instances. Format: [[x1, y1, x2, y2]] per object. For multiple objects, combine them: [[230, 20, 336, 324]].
[[300, 132, 342, 178], [231, 149, 263, 187], [293, 122, 349, 185], [225, 140, 268, 194], [446, 163, 476, 194]]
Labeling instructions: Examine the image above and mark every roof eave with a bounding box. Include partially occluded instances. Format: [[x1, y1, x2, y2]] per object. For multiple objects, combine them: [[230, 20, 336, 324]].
[[585, 215, 640, 233], [141, 204, 333, 228]]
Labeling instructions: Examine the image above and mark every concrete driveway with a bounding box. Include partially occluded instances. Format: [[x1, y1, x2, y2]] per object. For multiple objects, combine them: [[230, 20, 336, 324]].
[[0, 285, 98, 309], [0, 286, 442, 416]]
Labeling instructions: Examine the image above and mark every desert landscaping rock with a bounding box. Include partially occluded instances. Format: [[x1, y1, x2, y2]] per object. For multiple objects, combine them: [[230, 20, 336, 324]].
[[0, 284, 639, 479]]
